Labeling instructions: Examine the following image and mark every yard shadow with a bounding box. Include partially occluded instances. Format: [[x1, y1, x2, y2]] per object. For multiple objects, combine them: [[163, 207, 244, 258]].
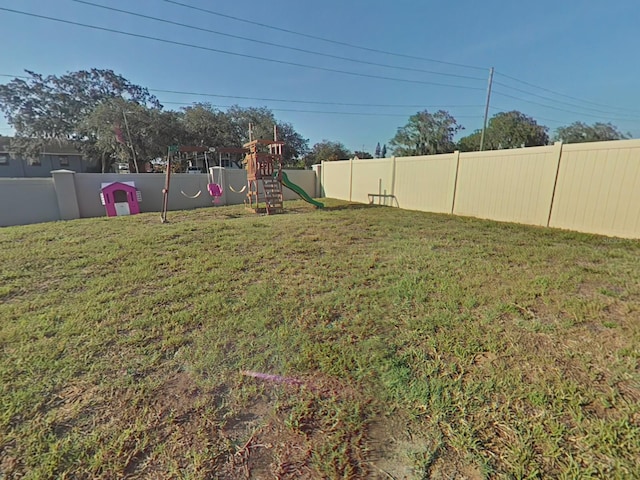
[[320, 202, 381, 212]]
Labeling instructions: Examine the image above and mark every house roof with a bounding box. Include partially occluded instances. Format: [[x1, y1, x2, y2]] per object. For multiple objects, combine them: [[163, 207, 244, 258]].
[[215, 147, 249, 154], [101, 181, 137, 191]]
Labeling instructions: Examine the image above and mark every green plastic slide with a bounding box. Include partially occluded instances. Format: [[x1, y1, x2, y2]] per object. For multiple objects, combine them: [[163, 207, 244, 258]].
[[280, 171, 324, 208]]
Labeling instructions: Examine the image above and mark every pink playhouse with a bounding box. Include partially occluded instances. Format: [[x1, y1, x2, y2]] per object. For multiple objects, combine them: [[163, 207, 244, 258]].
[[100, 182, 142, 217]]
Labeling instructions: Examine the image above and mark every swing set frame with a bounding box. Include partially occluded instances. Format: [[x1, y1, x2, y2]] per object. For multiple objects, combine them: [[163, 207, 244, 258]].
[[160, 145, 246, 222], [161, 145, 211, 223]]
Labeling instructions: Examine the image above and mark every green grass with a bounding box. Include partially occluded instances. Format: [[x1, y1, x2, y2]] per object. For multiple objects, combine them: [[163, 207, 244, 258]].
[[1, 200, 639, 479]]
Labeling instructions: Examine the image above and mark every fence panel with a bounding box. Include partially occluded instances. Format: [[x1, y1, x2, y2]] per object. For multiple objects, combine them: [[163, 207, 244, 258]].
[[453, 145, 560, 226], [74, 173, 214, 218], [223, 169, 248, 206], [0, 178, 60, 226], [394, 153, 458, 213], [549, 140, 640, 238], [350, 158, 393, 205], [282, 170, 317, 200], [321, 160, 351, 200]]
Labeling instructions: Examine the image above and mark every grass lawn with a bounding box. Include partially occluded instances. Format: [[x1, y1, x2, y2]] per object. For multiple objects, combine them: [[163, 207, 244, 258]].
[[1, 199, 639, 479]]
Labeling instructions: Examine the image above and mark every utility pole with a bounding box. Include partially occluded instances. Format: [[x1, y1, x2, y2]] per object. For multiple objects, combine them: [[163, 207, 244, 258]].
[[479, 67, 494, 152], [122, 110, 139, 173]]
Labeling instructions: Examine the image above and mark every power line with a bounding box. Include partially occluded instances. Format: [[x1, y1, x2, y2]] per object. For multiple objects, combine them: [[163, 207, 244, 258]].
[[495, 71, 640, 114], [151, 88, 483, 109], [160, 100, 485, 119], [0, 70, 481, 113], [489, 105, 565, 126], [4, 66, 637, 126], [492, 90, 640, 121], [71, 0, 484, 82], [493, 80, 640, 117], [161, 0, 487, 72], [0, 7, 484, 91], [0, 74, 28, 79]]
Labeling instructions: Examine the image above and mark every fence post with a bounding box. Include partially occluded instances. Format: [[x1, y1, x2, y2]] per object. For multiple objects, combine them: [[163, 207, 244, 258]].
[[312, 163, 322, 198], [390, 156, 397, 206], [349, 156, 354, 202], [450, 150, 461, 215], [51, 169, 80, 220], [546, 141, 564, 227]]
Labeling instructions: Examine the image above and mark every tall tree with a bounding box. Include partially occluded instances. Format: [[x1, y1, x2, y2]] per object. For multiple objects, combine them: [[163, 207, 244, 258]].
[[224, 106, 309, 165], [554, 121, 630, 143], [457, 131, 482, 152], [304, 140, 351, 165], [389, 110, 463, 156], [485, 111, 548, 149], [79, 98, 183, 172], [458, 111, 548, 151], [381, 144, 387, 158], [272, 121, 310, 167], [181, 103, 236, 149], [0, 69, 160, 160], [353, 150, 373, 159], [374, 142, 381, 158]]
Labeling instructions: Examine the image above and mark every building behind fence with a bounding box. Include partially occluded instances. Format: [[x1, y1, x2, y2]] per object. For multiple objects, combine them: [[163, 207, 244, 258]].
[[320, 139, 640, 239], [0, 137, 99, 177], [0, 168, 317, 227]]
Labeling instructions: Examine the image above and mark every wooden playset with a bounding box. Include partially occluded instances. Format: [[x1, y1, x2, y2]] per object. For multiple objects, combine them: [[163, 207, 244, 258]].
[[159, 125, 322, 222], [243, 128, 285, 215]]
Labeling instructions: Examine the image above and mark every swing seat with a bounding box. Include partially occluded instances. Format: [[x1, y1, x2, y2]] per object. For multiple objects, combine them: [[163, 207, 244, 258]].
[[208, 183, 223, 197]]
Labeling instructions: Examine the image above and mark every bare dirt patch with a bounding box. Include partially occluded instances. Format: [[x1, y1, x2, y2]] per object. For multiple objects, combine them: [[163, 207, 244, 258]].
[[214, 373, 373, 479], [366, 415, 428, 479]]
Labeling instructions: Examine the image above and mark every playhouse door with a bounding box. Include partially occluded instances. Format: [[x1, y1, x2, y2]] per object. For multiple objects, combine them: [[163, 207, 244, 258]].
[[114, 202, 131, 216]]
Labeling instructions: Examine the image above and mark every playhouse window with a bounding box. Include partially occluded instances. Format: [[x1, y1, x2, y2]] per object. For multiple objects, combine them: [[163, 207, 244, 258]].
[[0, 153, 8, 165], [59, 155, 69, 166], [113, 190, 128, 203]]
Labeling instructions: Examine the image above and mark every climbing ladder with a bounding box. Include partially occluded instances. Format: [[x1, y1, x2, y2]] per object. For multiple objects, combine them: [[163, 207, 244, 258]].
[[261, 176, 283, 214]]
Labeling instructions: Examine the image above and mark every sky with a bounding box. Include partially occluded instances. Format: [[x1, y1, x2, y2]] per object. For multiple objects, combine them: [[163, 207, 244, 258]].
[[1, 0, 640, 154]]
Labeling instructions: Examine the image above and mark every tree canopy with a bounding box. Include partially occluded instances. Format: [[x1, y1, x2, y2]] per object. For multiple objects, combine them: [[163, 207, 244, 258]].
[[6, 69, 632, 173], [79, 98, 183, 172], [224, 106, 309, 165], [554, 121, 629, 143], [181, 103, 235, 149], [353, 150, 373, 159], [304, 140, 351, 165], [389, 110, 462, 156], [0, 69, 160, 161], [458, 111, 549, 152], [0, 70, 310, 171]]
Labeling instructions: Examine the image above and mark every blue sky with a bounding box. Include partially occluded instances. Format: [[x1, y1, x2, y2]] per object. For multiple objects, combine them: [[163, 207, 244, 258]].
[[1, 0, 640, 153]]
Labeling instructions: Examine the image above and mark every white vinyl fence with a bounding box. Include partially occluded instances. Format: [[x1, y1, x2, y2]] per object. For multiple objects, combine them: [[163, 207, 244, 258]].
[[321, 139, 640, 239]]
